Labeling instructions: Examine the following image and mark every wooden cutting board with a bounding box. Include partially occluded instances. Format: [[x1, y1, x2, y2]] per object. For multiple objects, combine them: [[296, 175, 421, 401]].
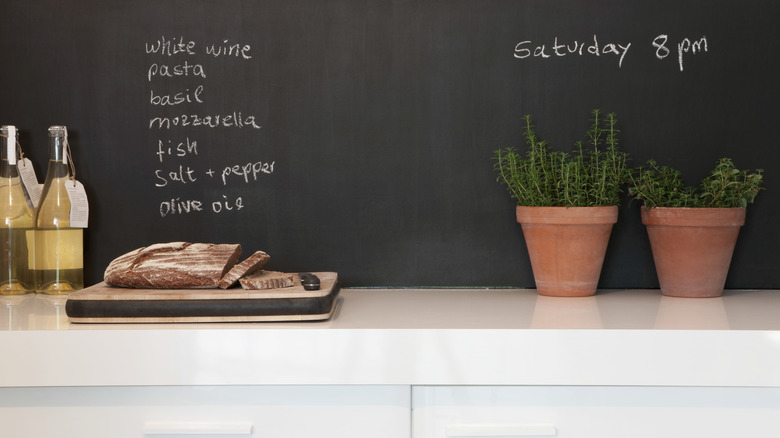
[[65, 272, 339, 323]]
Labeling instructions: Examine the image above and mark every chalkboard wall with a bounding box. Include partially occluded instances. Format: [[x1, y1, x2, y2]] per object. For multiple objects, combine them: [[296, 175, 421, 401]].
[[1, 0, 777, 288]]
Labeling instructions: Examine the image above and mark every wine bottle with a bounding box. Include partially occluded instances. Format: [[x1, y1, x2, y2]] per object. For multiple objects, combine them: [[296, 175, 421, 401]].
[[34, 125, 83, 294], [0, 125, 34, 294]]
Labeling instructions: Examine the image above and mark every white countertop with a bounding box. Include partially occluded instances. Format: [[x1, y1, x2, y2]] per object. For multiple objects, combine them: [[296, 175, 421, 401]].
[[1, 289, 779, 388]]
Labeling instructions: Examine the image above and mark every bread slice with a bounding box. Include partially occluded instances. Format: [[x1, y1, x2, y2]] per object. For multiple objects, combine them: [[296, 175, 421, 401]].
[[239, 270, 296, 290], [104, 242, 242, 288], [217, 250, 271, 289]]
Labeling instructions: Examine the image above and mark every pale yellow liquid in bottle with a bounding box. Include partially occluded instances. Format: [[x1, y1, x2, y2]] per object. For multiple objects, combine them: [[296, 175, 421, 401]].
[[35, 174, 83, 294], [0, 175, 35, 295]]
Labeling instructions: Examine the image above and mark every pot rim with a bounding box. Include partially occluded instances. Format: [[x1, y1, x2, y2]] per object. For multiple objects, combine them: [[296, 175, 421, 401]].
[[516, 205, 618, 225], [641, 206, 746, 227]]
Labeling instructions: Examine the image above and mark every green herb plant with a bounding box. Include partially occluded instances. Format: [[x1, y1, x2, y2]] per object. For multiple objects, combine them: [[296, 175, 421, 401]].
[[493, 109, 629, 207], [628, 158, 764, 208]]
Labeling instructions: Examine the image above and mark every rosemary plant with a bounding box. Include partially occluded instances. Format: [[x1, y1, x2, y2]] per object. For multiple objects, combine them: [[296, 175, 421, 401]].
[[628, 158, 764, 208], [493, 109, 629, 207]]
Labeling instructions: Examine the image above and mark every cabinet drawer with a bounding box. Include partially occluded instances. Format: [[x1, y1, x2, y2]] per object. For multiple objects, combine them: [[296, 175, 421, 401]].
[[0, 385, 410, 438], [413, 386, 780, 438]]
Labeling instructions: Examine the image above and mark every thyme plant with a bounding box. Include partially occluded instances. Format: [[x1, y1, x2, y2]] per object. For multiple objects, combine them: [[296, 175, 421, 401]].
[[493, 109, 629, 207], [628, 158, 764, 208]]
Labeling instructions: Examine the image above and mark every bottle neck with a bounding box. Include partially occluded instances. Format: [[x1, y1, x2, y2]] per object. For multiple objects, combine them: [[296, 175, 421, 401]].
[[49, 134, 67, 163], [0, 130, 18, 178], [1, 136, 11, 162], [44, 134, 70, 181]]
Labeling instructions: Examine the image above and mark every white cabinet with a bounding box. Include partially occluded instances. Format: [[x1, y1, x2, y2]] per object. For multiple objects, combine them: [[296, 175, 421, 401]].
[[7, 384, 780, 438], [0, 385, 410, 438], [4, 290, 780, 438], [412, 386, 780, 438]]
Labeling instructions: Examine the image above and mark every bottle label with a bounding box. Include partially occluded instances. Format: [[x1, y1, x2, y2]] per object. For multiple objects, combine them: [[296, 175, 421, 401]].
[[28, 229, 84, 270], [6, 126, 16, 163], [65, 179, 89, 228], [18, 158, 41, 209]]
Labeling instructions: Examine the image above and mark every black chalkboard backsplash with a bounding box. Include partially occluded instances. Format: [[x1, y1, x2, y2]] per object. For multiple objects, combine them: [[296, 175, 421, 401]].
[[0, 0, 777, 288]]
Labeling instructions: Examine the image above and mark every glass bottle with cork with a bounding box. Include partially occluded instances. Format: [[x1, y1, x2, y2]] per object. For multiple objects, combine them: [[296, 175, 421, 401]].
[[34, 125, 83, 294], [0, 125, 35, 294]]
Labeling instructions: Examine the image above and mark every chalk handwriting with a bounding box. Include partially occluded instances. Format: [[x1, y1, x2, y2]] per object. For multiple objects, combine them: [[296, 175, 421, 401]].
[[148, 62, 206, 81], [215, 160, 276, 185], [154, 165, 197, 187], [150, 85, 204, 106], [154, 159, 276, 187], [514, 35, 631, 68], [145, 36, 270, 217], [205, 39, 252, 59], [146, 36, 197, 56], [515, 33, 710, 72], [145, 36, 253, 59], [653, 34, 708, 72], [159, 195, 244, 217], [159, 197, 203, 216], [211, 195, 245, 213], [653, 35, 672, 60], [149, 112, 261, 129], [156, 137, 198, 162]]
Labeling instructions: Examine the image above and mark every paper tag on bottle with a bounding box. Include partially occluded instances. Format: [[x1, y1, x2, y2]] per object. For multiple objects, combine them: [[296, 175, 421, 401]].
[[65, 179, 89, 228], [18, 157, 41, 209]]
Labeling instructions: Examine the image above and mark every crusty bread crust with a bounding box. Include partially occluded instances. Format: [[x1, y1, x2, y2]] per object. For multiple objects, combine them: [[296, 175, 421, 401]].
[[217, 251, 271, 289], [104, 242, 242, 289]]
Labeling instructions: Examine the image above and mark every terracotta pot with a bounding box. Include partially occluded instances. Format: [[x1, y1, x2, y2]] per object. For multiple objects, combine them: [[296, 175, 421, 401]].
[[516, 206, 618, 297], [641, 207, 745, 298]]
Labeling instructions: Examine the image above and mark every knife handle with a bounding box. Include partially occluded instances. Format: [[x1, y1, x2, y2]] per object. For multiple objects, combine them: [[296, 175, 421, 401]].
[[300, 273, 320, 290]]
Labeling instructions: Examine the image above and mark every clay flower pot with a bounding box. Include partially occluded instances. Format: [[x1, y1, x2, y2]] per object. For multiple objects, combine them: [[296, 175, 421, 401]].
[[516, 206, 618, 297], [641, 207, 745, 298]]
